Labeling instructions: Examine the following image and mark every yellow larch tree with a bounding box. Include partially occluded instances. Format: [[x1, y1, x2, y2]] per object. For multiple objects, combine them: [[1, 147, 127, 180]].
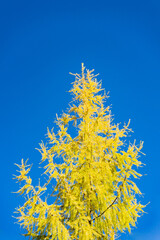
[[14, 64, 145, 240]]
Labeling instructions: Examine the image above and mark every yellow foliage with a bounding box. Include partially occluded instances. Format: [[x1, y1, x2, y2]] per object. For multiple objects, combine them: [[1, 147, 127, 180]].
[[14, 64, 145, 240]]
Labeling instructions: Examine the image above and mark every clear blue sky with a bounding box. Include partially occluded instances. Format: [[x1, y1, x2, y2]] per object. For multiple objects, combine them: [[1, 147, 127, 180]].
[[1, 0, 160, 239]]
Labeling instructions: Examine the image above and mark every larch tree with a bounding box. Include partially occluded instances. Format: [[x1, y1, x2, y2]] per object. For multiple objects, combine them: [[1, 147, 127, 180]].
[[14, 64, 145, 240]]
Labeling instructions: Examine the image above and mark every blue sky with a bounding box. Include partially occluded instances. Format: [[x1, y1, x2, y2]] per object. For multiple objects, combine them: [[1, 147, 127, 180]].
[[0, 0, 160, 239]]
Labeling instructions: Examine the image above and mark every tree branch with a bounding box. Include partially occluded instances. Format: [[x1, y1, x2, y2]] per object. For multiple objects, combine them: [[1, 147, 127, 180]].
[[89, 176, 126, 223], [89, 196, 118, 224]]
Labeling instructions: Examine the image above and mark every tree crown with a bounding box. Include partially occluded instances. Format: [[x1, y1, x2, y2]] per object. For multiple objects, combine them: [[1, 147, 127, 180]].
[[14, 64, 145, 240]]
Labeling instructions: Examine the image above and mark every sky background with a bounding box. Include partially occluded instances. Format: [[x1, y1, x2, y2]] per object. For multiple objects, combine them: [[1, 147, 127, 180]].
[[0, 0, 160, 239]]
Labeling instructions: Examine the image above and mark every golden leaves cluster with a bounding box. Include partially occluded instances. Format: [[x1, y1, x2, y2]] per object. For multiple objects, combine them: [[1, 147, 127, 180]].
[[14, 64, 145, 240]]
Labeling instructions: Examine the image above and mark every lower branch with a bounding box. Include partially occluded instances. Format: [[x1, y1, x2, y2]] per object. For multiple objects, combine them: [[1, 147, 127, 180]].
[[90, 176, 126, 223]]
